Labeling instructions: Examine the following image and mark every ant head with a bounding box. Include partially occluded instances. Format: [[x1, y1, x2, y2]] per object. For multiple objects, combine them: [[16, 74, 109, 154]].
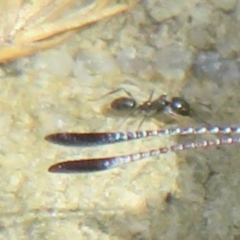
[[170, 97, 192, 116]]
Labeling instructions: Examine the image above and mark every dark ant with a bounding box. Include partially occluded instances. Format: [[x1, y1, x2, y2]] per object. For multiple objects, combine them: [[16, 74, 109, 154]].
[[110, 92, 192, 117], [106, 88, 194, 129]]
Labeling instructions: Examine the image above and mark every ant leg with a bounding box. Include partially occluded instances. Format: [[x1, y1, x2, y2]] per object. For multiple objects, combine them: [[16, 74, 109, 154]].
[[190, 109, 211, 126], [89, 87, 135, 101], [103, 88, 134, 98], [118, 88, 135, 99], [148, 89, 155, 102], [137, 116, 146, 130], [134, 90, 155, 130], [114, 105, 140, 129]]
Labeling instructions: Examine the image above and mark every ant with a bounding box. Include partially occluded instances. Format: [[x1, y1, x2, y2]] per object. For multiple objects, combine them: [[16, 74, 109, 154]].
[[110, 91, 192, 117], [105, 88, 194, 128]]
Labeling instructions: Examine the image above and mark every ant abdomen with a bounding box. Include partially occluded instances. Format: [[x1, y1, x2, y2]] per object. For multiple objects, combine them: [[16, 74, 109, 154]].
[[110, 97, 137, 111]]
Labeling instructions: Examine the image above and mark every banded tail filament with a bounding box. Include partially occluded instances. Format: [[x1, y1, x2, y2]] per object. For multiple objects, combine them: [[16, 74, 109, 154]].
[[45, 125, 240, 173]]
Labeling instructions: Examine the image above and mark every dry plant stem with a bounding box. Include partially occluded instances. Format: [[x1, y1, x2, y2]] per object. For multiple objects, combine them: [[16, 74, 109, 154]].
[[0, 0, 134, 62]]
